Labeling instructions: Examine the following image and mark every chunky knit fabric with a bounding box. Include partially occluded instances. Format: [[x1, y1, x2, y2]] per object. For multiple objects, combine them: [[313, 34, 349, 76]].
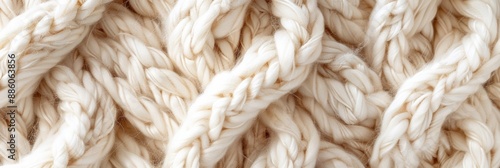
[[1, 0, 500, 167]]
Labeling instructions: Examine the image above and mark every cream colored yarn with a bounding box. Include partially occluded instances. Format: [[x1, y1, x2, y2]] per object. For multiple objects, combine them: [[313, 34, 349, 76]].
[[1, 0, 500, 167]]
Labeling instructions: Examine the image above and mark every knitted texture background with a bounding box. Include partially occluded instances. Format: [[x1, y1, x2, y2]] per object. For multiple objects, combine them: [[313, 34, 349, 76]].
[[1, 0, 500, 167]]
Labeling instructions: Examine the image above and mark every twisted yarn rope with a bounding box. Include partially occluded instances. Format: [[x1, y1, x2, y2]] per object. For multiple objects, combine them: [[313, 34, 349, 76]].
[[1, 0, 500, 167]]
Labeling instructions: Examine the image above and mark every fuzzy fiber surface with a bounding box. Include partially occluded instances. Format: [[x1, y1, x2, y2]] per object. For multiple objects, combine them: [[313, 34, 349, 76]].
[[1, 0, 500, 167]]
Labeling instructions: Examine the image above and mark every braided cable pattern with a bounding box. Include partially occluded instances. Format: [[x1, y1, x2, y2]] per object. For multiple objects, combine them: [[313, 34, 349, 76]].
[[163, 0, 324, 166], [1, 0, 500, 167], [365, 0, 439, 89], [370, 0, 500, 167]]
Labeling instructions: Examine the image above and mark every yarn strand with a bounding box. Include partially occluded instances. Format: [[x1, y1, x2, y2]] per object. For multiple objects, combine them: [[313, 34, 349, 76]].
[[1, 0, 500, 167]]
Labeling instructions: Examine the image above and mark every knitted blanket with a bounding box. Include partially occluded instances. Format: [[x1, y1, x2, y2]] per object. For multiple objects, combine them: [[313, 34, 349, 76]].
[[1, 0, 500, 167]]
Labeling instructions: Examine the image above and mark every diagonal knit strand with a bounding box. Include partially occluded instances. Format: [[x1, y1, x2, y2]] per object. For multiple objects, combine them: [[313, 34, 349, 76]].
[[163, 0, 324, 167], [1, 0, 500, 167], [370, 0, 500, 167], [299, 34, 392, 165], [165, 0, 251, 90], [0, 0, 111, 107], [365, 0, 439, 90], [0, 1, 110, 164], [318, 0, 373, 46], [2, 51, 116, 167], [256, 95, 320, 167]]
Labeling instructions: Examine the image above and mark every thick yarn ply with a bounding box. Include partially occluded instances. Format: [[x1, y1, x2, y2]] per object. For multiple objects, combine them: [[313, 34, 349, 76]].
[[1, 0, 500, 167]]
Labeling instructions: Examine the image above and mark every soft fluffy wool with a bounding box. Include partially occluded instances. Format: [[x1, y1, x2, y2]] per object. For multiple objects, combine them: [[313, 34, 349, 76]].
[[1, 0, 500, 167]]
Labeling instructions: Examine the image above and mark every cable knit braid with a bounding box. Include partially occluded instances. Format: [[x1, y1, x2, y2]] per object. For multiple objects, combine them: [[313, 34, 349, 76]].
[[223, 1, 275, 167], [2, 51, 116, 167], [165, 0, 250, 89], [82, 53, 179, 162], [299, 34, 392, 165], [436, 87, 500, 167], [486, 7, 500, 110], [0, 0, 111, 107], [102, 119, 154, 168], [365, 0, 439, 89], [80, 2, 190, 129], [0, 0, 110, 165], [251, 95, 319, 167], [2, 0, 500, 167], [46, 52, 116, 167], [318, 0, 373, 46], [370, 0, 500, 167], [238, 0, 274, 55], [163, 0, 324, 166]]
